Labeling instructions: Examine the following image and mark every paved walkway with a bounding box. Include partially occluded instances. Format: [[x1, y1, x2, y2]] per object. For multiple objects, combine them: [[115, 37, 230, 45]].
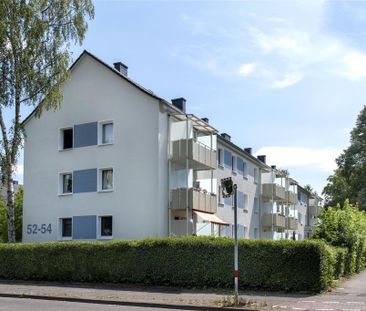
[[0, 271, 365, 310]]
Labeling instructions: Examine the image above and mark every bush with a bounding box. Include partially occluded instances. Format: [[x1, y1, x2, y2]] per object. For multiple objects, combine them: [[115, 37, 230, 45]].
[[312, 200, 366, 275], [332, 247, 347, 278], [0, 237, 335, 292]]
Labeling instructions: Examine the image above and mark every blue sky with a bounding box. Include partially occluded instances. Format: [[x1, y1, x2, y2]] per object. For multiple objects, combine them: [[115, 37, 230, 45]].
[[16, 1, 366, 194]]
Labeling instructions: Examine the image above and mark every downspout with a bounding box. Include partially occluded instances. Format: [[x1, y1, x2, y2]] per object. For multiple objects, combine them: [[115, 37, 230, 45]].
[[186, 117, 189, 236], [271, 168, 274, 239], [259, 167, 262, 239], [167, 114, 172, 237]]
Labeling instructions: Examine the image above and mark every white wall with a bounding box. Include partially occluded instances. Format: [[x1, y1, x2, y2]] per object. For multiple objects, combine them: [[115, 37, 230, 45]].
[[23, 54, 169, 242]]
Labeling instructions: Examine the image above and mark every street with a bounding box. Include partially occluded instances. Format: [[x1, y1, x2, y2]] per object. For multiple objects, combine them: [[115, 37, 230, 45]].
[[0, 297, 192, 311]]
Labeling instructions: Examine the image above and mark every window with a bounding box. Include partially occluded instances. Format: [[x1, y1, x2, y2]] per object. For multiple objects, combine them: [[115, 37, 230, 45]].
[[62, 218, 72, 238], [254, 197, 259, 214], [253, 168, 258, 183], [218, 148, 223, 166], [100, 168, 113, 191], [100, 216, 113, 237], [243, 194, 249, 211], [254, 228, 258, 239], [60, 128, 73, 150], [101, 122, 113, 144], [243, 161, 248, 178], [218, 185, 223, 205], [231, 155, 236, 172], [224, 150, 232, 169], [60, 173, 72, 194]]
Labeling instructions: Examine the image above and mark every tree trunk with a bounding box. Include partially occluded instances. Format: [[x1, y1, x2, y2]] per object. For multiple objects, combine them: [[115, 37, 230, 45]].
[[5, 166, 15, 243]]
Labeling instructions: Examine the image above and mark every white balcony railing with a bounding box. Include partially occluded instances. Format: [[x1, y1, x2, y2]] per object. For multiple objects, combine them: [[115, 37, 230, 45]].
[[171, 188, 217, 214]]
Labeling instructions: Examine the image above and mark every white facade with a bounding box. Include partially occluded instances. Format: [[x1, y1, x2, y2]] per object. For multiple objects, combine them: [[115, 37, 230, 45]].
[[22, 51, 321, 242], [23, 52, 173, 242]]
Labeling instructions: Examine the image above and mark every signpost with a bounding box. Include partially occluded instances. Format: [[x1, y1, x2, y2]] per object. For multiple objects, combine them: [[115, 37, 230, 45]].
[[221, 177, 239, 302]]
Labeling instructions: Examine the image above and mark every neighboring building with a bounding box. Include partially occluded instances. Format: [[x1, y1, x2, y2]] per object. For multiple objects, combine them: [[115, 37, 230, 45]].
[[22, 50, 321, 242], [305, 194, 323, 238]]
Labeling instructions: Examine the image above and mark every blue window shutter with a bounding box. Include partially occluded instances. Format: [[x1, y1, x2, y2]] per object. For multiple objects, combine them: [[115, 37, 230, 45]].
[[74, 122, 98, 148], [237, 191, 244, 208], [72, 215, 97, 239], [237, 224, 244, 238], [73, 168, 97, 193], [224, 150, 232, 169], [224, 195, 232, 206], [237, 158, 243, 175]]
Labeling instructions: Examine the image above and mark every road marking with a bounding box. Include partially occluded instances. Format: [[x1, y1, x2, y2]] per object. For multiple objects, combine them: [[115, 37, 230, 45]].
[[347, 302, 365, 304], [292, 308, 306, 310], [342, 309, 360, 311], [315, 309, 334, 311], [300, 300, 316, 303], [323, 301, 340, 304]]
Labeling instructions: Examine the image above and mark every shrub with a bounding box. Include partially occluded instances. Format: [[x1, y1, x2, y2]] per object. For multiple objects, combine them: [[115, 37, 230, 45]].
[[332, 247, 347, 278], [0, 237, 335, 292]]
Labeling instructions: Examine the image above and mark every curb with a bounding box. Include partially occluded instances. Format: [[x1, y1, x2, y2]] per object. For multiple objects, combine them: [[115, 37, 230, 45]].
[[0, 292, 256, 311]]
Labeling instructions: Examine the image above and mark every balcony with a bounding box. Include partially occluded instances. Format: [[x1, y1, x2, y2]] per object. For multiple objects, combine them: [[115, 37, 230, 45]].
[[286, 217, 298, 230], [262, 213, 286, 229], [309, 205, 321, 217], [262, 184, 286, 201], [286, 191, 297, 204], [171, 139, 216, 170], [171, 188, 217, 214]]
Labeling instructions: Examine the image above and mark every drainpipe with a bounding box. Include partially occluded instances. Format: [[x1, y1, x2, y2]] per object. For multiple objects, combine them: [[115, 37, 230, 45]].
[[186, 117, 189, 236], [259, 168, 262, 239], [168, 115, 172, 237], [271, 168, 274, 239]]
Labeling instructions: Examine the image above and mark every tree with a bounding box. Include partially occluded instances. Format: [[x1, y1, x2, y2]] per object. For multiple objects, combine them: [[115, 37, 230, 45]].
[[303, 184, 318, 196], [0, 0, 94, 242], [323, 106, 366, 210], [0, 185, 22, 242]]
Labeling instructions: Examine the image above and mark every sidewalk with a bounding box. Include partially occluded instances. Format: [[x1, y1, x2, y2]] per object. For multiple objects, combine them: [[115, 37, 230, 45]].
[[0, 280, 308, 310]]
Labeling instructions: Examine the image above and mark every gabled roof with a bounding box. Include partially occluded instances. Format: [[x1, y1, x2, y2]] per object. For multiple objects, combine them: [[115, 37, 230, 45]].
[[22, 50, 181, 126]]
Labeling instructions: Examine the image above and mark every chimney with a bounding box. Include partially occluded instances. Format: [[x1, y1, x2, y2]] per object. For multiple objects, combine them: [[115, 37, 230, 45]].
[[171, 98, 186, 113], [201, 117, 209, 123], [271, 165, 276, 170], [244, 147, 252, 154], [221, 133, 231, 141], [113, 61, 128, 76], [257, 155, 266, 164]]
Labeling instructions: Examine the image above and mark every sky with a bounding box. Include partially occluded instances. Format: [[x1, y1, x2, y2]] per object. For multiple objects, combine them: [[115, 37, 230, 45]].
[[15, 0, 366, 194]]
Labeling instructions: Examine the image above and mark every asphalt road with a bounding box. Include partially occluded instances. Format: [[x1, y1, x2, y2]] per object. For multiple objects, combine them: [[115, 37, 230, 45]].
[[0, 297, 192, 311]]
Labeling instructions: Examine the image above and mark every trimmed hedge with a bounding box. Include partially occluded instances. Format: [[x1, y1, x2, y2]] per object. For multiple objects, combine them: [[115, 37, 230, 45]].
[[0, 237, 335, 292]]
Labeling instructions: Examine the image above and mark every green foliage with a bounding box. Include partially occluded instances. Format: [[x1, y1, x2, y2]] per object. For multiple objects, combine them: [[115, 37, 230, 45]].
[[0, 237, 336, 292], [312, 200, 366, 274], [0, 0, 94, 242], [323, 106, 366, 210], [0, 186, 23, 242]]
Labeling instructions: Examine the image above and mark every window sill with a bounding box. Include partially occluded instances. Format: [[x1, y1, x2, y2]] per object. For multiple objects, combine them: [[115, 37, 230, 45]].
[[59, 237, 72, 241], [98, 142, 114, 147], [98, 236, 113, 240], [98, 189, 114, 193], [58, 193, 73, 196], [58, 148, 73, 152]]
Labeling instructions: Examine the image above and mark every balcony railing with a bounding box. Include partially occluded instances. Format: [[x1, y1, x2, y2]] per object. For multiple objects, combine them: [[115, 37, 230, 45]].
[[262, 184, 286, 201], [261, 213, 286, 229], [286, 191, 297, 204], [309, 205, 321, 217], [171, 139, 216, 170], [286, 217, 298, 230], [171, 188, 217, 214]]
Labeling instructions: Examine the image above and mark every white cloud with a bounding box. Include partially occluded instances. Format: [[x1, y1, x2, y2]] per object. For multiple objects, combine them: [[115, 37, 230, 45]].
[[177, 4, 366, 88], [255, 146, 340, 173], [237, 63, 257, 76]]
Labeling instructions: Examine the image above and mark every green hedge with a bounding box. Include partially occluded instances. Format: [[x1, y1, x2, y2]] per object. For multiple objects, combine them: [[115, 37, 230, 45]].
[[332, 247, 347, 278], [0, 238, 335, 292]]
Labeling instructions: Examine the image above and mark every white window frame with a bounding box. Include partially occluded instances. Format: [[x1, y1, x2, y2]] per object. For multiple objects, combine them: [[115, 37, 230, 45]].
[[243, 161, 248, 179], [231, 155, 236, 174], [59, 126, 74, 151], [98, 168, 114, 192], [58, 172, 73, 196], [218, 148, 224, 168], [97, 215, 113, 240], [57, 217, 72, 241], [98, 120, 114, 146], [253, 168, 258, 184]]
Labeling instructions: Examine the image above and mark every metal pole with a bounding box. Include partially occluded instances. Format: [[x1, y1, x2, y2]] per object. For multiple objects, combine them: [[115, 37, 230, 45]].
[[233, 184, 239, 301]]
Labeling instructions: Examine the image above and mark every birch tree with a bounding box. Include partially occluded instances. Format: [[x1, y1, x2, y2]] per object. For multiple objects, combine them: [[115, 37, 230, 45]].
[[0, 0, 94, 242]]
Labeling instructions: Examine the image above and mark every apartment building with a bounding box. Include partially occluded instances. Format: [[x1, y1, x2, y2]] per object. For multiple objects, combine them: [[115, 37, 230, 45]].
[[305, 194, 323, 238], [22, 50, 321, 242]]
